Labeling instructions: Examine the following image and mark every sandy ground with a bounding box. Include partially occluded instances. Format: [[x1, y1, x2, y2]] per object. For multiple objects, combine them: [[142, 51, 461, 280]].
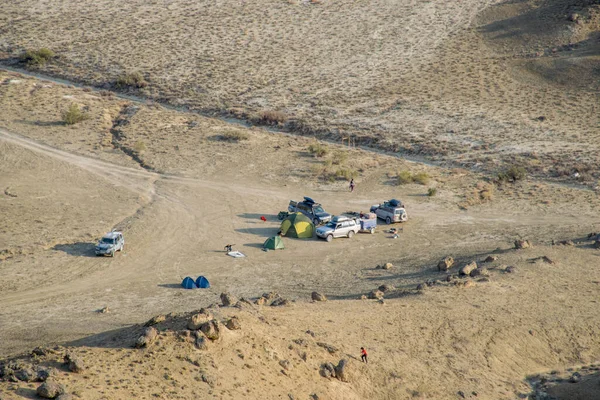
[[1, 72, 600, 399]]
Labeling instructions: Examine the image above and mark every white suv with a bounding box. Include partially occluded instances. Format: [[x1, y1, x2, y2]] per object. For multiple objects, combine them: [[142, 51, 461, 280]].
[[95, 231, 125, 257], [316, 216, 360, 242]]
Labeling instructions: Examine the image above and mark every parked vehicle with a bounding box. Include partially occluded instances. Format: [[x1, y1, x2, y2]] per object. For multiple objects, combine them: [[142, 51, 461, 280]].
[[344, 211, 377, 234], [288, 196, 332, 225], [95, 231, 125, 257], [370, 199, 408, 224], [316, 215, 361, 242]]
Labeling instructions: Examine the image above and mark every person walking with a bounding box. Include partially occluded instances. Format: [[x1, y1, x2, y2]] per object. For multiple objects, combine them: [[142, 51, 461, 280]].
[[360, 347, 368, 363], [349, 179, 355, 192]]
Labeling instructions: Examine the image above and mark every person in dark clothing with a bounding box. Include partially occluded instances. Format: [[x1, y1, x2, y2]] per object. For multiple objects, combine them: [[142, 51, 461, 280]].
[[349, 179, 355, 192], [360, 347, 368, 363]]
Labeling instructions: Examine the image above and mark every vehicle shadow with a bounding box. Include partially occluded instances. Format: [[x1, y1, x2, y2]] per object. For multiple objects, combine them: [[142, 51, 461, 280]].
[[235, 227, 278, 237], [52, 242, 97, 257], [157, 283, 185, 289]]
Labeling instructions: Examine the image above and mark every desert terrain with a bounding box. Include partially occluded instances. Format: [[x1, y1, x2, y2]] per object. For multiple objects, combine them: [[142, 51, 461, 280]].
[[1, 0, 600, 399]]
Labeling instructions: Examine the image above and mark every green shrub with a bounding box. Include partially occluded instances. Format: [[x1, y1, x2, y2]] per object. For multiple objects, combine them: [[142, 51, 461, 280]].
[[20, 48, 54, 67], [116, 72, 147, 88], [62, 104, 89, 125], [427, 187, 437, 197], [308, 142, 329, 157], [413, 172, 430, 185], [397, 170, 413, 185], [220, 130, 249, 142], [332, 150, 348, 165], [134, 140, 147, 153], [498, 165, 526, 182], [335, 167, 358, 180]]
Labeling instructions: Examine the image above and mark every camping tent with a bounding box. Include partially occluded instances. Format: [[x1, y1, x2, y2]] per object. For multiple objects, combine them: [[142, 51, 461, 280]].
[[195, 276, 210, 289], [181, 276, 197, 289], [263, 235, 285, 250], [280, 212, 314, 238]]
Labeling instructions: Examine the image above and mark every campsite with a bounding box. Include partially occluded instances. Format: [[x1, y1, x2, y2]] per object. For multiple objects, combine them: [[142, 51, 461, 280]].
[[1, 0, 600, 399]]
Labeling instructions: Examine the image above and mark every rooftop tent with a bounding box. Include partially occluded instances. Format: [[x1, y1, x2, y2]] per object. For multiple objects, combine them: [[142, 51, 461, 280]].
[[263, 235, 285, 250], [181, 276, 197, 289], [280, 212, 314, 238], [196, 276, 210, 289]]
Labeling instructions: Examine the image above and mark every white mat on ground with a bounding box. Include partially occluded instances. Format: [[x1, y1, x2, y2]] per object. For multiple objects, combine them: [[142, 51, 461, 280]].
[[227, 251, 246, 258]]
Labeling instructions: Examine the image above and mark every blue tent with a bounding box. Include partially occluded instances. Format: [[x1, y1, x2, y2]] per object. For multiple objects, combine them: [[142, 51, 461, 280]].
[[196, 276, 210, 289], [181, 276, 197, 289]]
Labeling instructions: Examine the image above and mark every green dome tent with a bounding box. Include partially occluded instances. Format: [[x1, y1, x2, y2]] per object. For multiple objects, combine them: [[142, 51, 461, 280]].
[[280, 212, 314, 238], [263, 235, 285, 250]]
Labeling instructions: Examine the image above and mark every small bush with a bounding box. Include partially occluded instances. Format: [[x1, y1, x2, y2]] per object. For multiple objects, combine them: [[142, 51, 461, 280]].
[[332, 150, 348, 165], [134, 140, 147, 153], [397, 170, 413, 185], [116, 72, 147, 89], [62, 104, 89, 125], [308, 142, 329, 157], [258, 110, 287, 125], [20, 48, 54, 67], [498, 165, 526, 182], [413, 172, 430, 185], [427, 187, 437, 197], [220, 130, 249, 142], [335, 167, 358, 180]]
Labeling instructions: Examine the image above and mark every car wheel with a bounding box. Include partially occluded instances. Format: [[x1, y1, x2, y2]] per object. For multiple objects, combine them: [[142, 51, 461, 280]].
[[386, 217, 392, 225], [348, 230, 355, 239], [313, 218, 319, 226], [326, 234, 333, 242]]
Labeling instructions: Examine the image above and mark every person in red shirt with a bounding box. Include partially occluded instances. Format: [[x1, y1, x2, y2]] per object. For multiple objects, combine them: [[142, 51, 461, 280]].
[[360, 347, 368, 363]]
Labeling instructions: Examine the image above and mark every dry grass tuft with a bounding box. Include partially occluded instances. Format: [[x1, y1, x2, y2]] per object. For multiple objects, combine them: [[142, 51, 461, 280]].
[[116, 72, 147, 89], [257, 110, 287, 125], [62, 103, 89, 125]]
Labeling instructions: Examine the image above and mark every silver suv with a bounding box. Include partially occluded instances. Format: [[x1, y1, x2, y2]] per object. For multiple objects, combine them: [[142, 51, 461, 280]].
[[316, 216, 360, 242], [95, 231, 125, 257]]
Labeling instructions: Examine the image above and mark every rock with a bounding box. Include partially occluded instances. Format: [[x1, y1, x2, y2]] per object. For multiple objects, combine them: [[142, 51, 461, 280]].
[[368, 289, 384, 299], [144, 314, 166, 327], [459, 261, 477, 276], [226, 317, 241, 330], [220, 292, 237, 307], [279, 359, 292, 371], [56, 395, 74, 400], [540, 256, 555, 264], [262, 291, 279, 301], [188, 309, 213, 330], [195, 333, 209, 350], [15, 366, 36, 382], [32, 347, 50, 356], [470, 268, 489, 278], [270, 298, 291, 307], [37, 367, 54, 382], [319, 362, 336, 378], [437, 256, 454, 271], [360, 295, 367, 300], [254, 297, 267, 306], [570, 372, 581, 383], [37, 380, 66, 399], [200, 320, 221, 340], [558, 240, 574, 246], [306, 330, 316, 337], [382, 262, 393, 270], [316, 342, 338, 354], [416, 283, 426, 291], [463, 280, 475, 289], [377, 298, 386, 305], [477, 277, 490, 283], [378, 284, 395, 292], [176, 330, 195, 343], [505, 266, 516, 273], [135, 327, 158, 348], [334, 359, 349, 382], [514, 240, 532, 249], [64, 354, 85, 373], [483, 255, 498, 263], [98, 306, 110, 314], [311, 292, 327, 302], [201, 373, 215, 387], [445, 274, 453, 282]]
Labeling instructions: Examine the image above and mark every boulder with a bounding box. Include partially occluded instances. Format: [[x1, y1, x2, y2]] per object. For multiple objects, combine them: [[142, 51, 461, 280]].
[[271, 298, 291, 307], [505, 266, 516, 273], [382, 262, 393, 270], [483, 255, 498, 263], [459, 261, 477, 276], [195, 334, 208, 350], [188, 309, 213, 330], [254, 297, 267, 306], [514, 240, 532, 249], [15, 366, 36, 382], [463, 280, 475, 289], [311, 292, 327, 301], [316, 342, 338, 354], [64, 354, 85, 373], [368, 290, 384, 299], [437, 256, 454, 271], [220, 292, 238, 307], [470, 268, 489, 278], [319, 362, 336, 378], [378, 284, 395, 292], [135, 327, 158, 348], [200, 320, 221, 341], [279, 359, 292, 371], [37, 380, 66, 399], [144, 314, 166, 327], [31, 347, 50, 356], [37, 367, 54, 382], [226, 317, 241, 330], [335, 359, 350, 382], [570, 372, 581, 383]]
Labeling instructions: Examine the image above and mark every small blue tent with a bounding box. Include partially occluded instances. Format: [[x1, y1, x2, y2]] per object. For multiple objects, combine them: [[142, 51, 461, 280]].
[[181, 276, 197, 289], [196, 276, 210, 289]]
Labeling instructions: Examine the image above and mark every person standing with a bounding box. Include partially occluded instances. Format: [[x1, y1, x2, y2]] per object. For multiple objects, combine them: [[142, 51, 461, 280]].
[[349, 179, 355, 192], [360, 347, 368, 363]]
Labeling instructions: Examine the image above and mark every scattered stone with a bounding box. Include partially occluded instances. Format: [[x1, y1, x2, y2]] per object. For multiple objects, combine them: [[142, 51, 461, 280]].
[[254, 297, 267, 306], [135, 326, 158, 348], [459, 261, 477, 276], [194, 333, 209, 350], [483, 255, 498, 263], [316, 342, 338, 354], [56, 394, 74, 400], [445, 274, 453, 282], [377, 298, 386, 305], [382, 262, 393, 270], [37, 367, 54, 382], [540, 256, 555, 264], [529, 330, 536, 336], [226, 317, 241, 330], [570, 372, 581, 383], [557, 240, 574, 246], [188, 309, 214, 330], [311, 292, 327, 302], [416, 283, 426, 291], [335, 359, 350, 382], [470, 268, 489, 278], [477, 277, 490, 283], [199, 320, 221, 341], [15, 366, 36, 382], [463, 280, 475, 289], [438, 256, 454, 271], [64, 354, 85, 373], [319, 362, 336, 378], [97, 306, 110, 314], [271, 298, 291, 307], [457, 391, 466, 399], [144, 314, 166, 326], [504, 266, 516, 273], [220, 292, 238, 307], [306, 330, 316, 337], [279, 359, 292, 371], [262, 292, 279, 301], [368, 289, 384, 299], [37, 380, 66, 399], [360, 295, 367, 300], [201, 373, 215, 387], [31, 347, 50, 356], [378, 284, 395, 292], [177, 330, 194, 343], [515, 240, 532, 249], [293, 338, 308, 346]]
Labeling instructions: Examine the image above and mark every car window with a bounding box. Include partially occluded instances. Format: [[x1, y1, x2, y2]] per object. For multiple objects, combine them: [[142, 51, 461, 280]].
[[336, 224, 341, 229]]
